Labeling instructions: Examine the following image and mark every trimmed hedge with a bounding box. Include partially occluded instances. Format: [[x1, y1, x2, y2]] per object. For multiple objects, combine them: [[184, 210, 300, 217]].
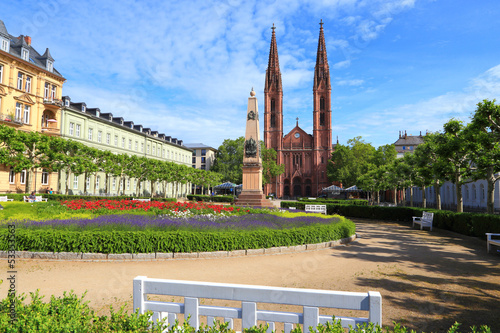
[[1, 193, 177, 202], [0, 219, 355, 254], [187, 194, 235, 203], [281, 201, 500, 238], [298, 198, 369, 206]]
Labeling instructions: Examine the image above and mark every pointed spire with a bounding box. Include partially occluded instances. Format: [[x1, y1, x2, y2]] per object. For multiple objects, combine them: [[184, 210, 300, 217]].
[[296, 117, 299, 127], [265, 23, 282, 92], [0, 20, 8, 38], [314, 20, 330, 89], [39, 48, 54, 61]]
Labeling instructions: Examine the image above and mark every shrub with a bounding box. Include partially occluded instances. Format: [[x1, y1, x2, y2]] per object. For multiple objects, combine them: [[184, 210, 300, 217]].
[[187, 195, 235, 203]]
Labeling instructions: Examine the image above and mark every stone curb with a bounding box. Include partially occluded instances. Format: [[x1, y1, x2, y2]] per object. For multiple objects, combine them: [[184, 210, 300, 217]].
[[0, 234, 357, 261]]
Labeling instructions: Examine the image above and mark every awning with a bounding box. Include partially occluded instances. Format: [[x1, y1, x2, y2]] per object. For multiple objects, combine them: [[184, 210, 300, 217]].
[[214, 182, 237, 189], [344, 185, 362, 192], [322, 184, 343, 193]]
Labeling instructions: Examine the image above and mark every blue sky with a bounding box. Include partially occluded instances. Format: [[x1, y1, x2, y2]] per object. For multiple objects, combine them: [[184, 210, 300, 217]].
[[3, 0, 500, 148]]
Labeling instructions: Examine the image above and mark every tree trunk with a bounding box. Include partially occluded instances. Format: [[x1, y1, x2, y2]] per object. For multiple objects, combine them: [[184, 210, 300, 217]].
[[105, 174, 109, 195], [93, 174, 97, 195], [65, 170, 70, 194], [392, 188, 397, 205], [83, 171, 88, 194], [486, 166, 496, 214], [456, 173, 463, 213], [410, 186, 414, 207], [434, 181, 442, 210], [422, 185, 427, 208]]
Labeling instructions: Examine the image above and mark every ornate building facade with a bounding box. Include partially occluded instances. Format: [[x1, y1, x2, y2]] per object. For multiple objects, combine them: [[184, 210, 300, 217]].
[[264, 22, 333, 198], [0, 19, 64, 194]]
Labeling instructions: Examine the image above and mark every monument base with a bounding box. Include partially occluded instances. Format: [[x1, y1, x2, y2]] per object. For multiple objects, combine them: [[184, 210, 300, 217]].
[[235, 190, 274, 208]]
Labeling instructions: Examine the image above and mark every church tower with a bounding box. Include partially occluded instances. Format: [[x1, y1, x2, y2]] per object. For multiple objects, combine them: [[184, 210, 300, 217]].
[[312, 20, 332, 193], [264, 24, 283, 197]]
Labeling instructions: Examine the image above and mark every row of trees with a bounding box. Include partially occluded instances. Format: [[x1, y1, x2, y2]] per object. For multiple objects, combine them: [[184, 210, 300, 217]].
[[0, 125, 222, 197], [328, 99, 500, 214]]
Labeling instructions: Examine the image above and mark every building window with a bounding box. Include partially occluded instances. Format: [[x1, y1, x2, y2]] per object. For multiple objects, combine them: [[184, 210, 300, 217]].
[[321, 156, 324, 163], [162, 149, 165, 158], [97, 131, 102, 143], [127, 179, 130, 190], [271, 99, 275, 112], [201, 165, 206, 170], [129, 139, 132, 150], [114, 135, 118, 146], [480, 184, 485, 201], [23, 105, 30, 124], [0, 65, 3, 84], [120, 137, 124, 148], [25, 76, 31, 93], [270, 113, 276, 127], [51, 85, 57, 100], [112, 178, 116, 190], [96, 176, 100, 190], [20, 170, 26, 184], [73, 175, 78, 189], [15, 103, 22, 122], [9, 168, 15, 184], [141, 143, 144, 153], [17, 72, 23, 90], [75, 124, 81, 137], [192, 157, 196, 164], [21, 48, 29, 61], [88, 128, 93, 141], [47, 60, 53, 72], [44, 83, 50, 99], [472, 184, 477, 200], [69, 122, 74, 136], [201, 157, 206, 163], [86, 177, 90, 190], [152, 145, 155, 155], [135, 141, 138, 151], [201, 149, 206, 156], [320, 112, 325, 126], [320, 97, 325, 111], [147, 145, 150, 154], [106, 133, 111, 145], [0, 37, 8, 52]]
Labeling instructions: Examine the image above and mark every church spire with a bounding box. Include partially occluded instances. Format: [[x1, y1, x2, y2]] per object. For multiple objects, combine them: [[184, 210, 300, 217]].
[[265, 23, 282, 92], [314, 19, 330, 89]]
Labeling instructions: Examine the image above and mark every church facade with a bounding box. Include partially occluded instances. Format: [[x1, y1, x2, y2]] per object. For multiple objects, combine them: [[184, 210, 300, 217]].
[[264, 22, 333, 198]]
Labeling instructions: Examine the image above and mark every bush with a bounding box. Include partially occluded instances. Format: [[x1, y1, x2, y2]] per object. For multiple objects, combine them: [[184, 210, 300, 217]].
[[187, 194, 235, 203]]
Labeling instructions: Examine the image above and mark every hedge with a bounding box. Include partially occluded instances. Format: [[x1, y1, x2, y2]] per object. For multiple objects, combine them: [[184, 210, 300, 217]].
[[187, 194, 235, 203], [1, 193, 176, 202], [0, 219, 355, 254], [298, 198, 369, 206], [281, 201, 500, 237]]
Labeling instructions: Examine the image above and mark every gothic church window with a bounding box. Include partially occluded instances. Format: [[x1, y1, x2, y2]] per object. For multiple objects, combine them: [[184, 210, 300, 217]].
[[320, 97, 325, 111], [271, 114, 276, 127], [271, 99, 275, 112], [320, 112, 325, 126]]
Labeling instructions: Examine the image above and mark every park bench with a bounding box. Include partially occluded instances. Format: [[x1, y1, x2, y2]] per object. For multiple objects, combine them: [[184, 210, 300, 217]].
[[133, 276, 382, 331], [0, 196, 13, 202], [23, 196, 48, 203], [305, 204, 327, 215], [486, 233, 500, 253], [132, 198, 151, 202], [412, 211, 434, 231]]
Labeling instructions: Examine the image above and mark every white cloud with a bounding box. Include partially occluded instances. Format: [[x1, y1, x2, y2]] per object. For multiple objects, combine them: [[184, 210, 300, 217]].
[[336, 79, 364, 86]]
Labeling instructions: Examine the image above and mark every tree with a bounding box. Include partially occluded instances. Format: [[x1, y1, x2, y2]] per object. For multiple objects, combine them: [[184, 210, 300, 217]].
[[261, 146, 284, 186], [211, 137, 245, 184], [468, 99, 500, 213], [327, 137, 376, 188]]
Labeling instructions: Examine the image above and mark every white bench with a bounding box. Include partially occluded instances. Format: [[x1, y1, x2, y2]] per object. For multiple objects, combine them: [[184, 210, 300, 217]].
[[132, 198, 151, 202], [0, 196, 13, 202], [133, 276, 382, 331], [412, 211, 434, 231], [23, 196, 48, 203], [305, 204, 327, 215], [486, 233, 500, 253]]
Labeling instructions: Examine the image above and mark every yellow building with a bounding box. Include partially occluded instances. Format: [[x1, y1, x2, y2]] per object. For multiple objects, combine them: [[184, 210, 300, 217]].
[[0, 19, 65, 194]]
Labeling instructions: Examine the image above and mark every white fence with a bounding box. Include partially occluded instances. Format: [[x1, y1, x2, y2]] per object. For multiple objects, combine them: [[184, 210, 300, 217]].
[[133, 276, 382, 332]]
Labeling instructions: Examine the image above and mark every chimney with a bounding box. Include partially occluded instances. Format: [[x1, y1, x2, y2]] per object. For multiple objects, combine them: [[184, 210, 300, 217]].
[[24, 36, 31, 45], [405, 130, 407, 139], [399, 131, 401, 139]]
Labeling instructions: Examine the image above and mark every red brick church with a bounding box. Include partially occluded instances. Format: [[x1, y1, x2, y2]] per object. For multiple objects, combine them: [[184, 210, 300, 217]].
[[264, 21, 334, 198]]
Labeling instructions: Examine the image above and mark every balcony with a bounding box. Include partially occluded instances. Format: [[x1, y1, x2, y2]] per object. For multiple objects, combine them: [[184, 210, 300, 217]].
[[41, 126, 60, 136], [0, 113, 23, 126], [43, 98, 63, 111]]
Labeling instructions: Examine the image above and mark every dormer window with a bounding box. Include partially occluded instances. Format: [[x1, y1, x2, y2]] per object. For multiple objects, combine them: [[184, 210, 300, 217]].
[[82, 105, 86, 112], [96, 110, 99, 117], [21, 48, 29, 61], [47, 60, 53, 72], [65, 99, 70, 107], [0, 37, 8, 52]]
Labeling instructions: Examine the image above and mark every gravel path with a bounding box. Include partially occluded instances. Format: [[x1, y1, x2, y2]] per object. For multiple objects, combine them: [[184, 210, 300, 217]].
[[3, 218, 499, 332]]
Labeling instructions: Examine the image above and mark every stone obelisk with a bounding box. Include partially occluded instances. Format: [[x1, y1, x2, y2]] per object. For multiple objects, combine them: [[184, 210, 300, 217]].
[[236, 88, 273, 207]]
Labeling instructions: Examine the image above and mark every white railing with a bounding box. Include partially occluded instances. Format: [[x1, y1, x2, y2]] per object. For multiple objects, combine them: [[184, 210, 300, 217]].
[[133, 276, 382, 332]]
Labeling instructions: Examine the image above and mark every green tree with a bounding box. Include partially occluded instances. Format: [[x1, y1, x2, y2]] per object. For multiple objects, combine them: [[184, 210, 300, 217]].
[[261, 146, 284, 186], [327, 137, 376, 188], [211, 137, 245, 184], [468, 99, 500, 213]]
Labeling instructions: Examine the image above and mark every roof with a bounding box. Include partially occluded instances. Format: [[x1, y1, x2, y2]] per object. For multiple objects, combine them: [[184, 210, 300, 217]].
[[394, 136, 424, 146], [0, 20, 63, 78], [184, 143, 216, 150]]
